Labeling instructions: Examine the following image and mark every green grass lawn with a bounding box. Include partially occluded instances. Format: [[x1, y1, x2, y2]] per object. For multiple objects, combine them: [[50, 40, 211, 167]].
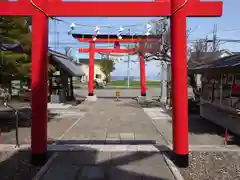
[[108, 80, 160, 87]]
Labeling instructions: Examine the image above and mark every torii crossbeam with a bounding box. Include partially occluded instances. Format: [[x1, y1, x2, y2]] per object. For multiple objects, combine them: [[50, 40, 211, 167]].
[[0, 0, 222, 167]]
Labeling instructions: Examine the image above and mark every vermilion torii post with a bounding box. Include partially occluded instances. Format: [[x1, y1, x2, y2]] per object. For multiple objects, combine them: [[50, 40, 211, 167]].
[[74, 34, 154, 96], [139, 42, 147, 96], [139, 55, 146, 96], [89, 41, 95, 96], [0, 0, 222, 167]]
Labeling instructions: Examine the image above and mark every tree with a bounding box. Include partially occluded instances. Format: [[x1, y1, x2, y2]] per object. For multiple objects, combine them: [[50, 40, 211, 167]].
[[146, 19, 170, 62], [0, 16, 32, 93], [98, 58, 115, 84], [1, 15, 57, 92], [188, 39, 208, 100]]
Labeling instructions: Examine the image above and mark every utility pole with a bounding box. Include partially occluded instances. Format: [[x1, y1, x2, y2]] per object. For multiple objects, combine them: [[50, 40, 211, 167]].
[[54, 18, 57, 50], [57, 31, 59, 50], [204, 36, 208, 52], [212, 24, 217, 52], [127, 28, 131, 88]]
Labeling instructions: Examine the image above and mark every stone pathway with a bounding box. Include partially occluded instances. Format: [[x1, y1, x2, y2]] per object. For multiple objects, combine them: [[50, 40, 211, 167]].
[[36, 99, 176, 180], [57, 99, 166, 145], [47, 104, 88, 142], [143, 106, 240, 146], [0, 103, 88, 144], [40, 150, 175, 180]]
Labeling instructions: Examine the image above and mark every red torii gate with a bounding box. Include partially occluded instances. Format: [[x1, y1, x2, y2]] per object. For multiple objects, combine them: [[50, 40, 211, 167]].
[[0, 0, 222, 167], [72, 34, 161, 97]]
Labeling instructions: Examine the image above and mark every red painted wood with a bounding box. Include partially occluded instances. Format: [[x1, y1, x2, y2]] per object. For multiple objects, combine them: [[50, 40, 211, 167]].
[[139, 55, 146, 96], [31, 7, 48, 155], [78, 48, 154, 53], [88, 42, 95, 96], [0, 1, 222, 17], [186, 1, 223, 17], [0, 2, 33, 16], [171, 0, 188, 156], [114, 42, 120, 49], [46, 1, 171, 17]]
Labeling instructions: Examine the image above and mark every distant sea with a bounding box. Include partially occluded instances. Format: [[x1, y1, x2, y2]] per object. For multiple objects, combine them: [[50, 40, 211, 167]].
[[111, 76, 161, 81]]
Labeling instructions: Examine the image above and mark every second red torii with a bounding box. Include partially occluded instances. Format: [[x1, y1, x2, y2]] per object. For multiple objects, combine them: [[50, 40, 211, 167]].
[[73, 34, 160, 96]]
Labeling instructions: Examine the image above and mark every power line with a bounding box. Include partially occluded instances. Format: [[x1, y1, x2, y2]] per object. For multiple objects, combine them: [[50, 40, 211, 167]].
[[50, 17, 165, 29], [188, 39, 240, 43]]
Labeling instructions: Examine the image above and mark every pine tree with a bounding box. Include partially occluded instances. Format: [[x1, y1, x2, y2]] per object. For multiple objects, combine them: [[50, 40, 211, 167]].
[[0, 16, 31, 79]]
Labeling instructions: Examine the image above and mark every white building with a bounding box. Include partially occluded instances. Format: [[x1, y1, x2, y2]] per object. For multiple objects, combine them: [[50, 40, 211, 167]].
[[78, 59, 106, 84]]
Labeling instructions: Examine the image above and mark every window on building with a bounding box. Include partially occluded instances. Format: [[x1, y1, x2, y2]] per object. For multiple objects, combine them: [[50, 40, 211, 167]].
[[95, 74, 101, 79], [212, 74, 221, 104], [235, 74, 240, 84], [201, 82, 213, 101], [222, 74, 232, 107], [201, 74, 213, 101], [222, 74, 227, 84], [227, 74, 234, 84]]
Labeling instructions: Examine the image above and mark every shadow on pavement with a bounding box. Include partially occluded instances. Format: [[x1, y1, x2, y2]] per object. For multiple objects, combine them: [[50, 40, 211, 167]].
[[0, 145, 174, 180], [0, 96, 87, 134], [0, 108, 59, 133], [0, 149, 54, 180], [55, 140, 156, 145], [97, 96, 136, 99]]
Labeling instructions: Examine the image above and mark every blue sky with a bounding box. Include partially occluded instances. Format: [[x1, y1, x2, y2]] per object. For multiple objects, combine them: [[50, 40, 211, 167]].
[[48, 0, 240, 77]]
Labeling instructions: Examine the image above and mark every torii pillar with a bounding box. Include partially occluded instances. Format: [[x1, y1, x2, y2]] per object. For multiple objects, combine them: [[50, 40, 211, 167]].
[[139, 54, 146, 96], [88, 41, 95, 96], [31, 0, 49, 165], [171, 0, 189, 166], [170, 0, 222, 167]]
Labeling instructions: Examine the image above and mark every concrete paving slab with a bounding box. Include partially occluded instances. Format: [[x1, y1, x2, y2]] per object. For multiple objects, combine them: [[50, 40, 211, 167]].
[[109, 165, 175, 180], [34, 98, 176, 180], [57, 99, 168, 146], [41, 164, 80, 180], [77, 166, 105, 180], [120, 133, 135, 141], [37, 151, 176, 180]]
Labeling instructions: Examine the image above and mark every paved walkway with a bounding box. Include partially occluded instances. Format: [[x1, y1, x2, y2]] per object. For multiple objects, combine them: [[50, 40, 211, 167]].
[[0, 102, 88, 144], [56, 99, 166, 145], [143, 106, 240, 146], [36, 99, 176, 180]]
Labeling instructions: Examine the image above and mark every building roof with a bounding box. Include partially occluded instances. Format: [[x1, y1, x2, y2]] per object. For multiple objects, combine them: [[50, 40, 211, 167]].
[[48, 49, 85, 77], [0, 42, 25, 53], [78, 58, 103, 64], [187, 50, 233, 69], [72, 34, 161, 40], [189, 53, 240, 73]]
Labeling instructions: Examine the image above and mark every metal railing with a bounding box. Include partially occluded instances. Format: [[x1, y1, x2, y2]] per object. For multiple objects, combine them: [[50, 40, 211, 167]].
[[3, 95, 20, 148], [1, 89, 31, 148]]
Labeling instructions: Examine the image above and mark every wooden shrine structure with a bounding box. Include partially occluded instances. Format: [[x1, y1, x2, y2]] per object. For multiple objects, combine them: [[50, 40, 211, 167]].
[[0, 0, 222, 167]]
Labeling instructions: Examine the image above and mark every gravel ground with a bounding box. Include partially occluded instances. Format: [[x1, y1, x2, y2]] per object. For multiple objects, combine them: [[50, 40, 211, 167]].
[[176, 151, 240, 180], [0, 150, 45, 180]]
